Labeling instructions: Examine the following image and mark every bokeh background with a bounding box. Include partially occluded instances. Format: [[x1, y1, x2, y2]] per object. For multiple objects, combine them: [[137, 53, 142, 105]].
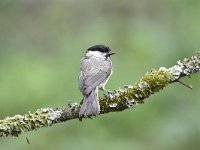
[[0, 0, 200, 150]]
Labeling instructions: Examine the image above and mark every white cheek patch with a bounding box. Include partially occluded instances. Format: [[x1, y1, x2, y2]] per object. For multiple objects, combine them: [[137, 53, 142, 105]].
[[86, 51, 106, 58]]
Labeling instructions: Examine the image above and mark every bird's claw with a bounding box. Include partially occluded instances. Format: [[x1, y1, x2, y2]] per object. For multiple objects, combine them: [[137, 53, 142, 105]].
[[100, 87, 113, 94]]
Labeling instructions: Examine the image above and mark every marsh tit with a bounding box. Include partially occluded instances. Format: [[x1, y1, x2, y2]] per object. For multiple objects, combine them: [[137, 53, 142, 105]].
[[78, 44, 115, 119]]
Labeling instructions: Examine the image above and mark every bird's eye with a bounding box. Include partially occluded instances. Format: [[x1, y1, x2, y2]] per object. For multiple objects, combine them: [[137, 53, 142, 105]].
[[99, 48, 105, 53]]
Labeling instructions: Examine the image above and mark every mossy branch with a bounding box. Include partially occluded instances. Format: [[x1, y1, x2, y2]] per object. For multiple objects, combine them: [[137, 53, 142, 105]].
[[0, 52, 200, 137]]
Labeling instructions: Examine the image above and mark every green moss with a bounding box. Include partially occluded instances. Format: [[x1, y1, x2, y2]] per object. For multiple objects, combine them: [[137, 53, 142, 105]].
[[100, 67, 172, 114], [0, 108, 54, 137]]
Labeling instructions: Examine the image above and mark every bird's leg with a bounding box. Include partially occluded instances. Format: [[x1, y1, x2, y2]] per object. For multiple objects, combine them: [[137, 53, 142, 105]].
[[100, 86, 113, 94]]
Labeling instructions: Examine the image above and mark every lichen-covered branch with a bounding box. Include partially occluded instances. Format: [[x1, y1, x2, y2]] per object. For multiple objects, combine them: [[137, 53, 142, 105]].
[[0, 52, 200, 137]]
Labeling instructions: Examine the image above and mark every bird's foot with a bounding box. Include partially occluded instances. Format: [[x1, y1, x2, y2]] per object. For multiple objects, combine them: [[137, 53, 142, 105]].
[[100, 87, 113, 94]]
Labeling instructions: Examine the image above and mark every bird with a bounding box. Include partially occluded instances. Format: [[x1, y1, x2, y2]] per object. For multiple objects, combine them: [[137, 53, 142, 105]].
[[78, 44, 116, 120]]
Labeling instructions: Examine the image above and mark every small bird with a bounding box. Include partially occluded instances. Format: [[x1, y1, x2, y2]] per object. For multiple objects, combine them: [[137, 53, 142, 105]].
[[78, 44, 116, 119]]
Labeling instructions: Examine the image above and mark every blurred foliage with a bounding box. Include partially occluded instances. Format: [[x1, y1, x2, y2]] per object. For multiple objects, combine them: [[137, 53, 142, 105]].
[[0, 0, 200, 150]]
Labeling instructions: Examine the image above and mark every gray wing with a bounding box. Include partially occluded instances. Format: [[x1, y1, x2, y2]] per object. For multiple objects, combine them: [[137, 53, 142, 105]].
[[78, 57, 112, 95]]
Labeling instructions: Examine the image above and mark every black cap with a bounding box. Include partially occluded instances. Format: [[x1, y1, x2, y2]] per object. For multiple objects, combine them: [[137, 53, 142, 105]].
[[87, 44, 111, 53]]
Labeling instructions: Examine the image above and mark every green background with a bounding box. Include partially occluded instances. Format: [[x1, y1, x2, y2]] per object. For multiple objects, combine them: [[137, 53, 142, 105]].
[[0, 0, 200, 150]]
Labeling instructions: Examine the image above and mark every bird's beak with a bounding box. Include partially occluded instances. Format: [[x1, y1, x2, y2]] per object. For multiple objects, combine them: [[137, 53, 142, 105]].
[[107, 52, 116, 57]]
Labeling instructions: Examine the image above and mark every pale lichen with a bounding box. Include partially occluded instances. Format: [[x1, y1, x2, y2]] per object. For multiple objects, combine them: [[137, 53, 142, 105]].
[[169, 52, 200, 81]]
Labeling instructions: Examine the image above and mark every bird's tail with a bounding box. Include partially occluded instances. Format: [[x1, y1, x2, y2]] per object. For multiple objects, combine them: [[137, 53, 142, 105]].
[[79, 87, 100, 119]]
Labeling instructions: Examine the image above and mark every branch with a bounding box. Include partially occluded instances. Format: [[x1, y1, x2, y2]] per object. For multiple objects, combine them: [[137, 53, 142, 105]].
[[0, 52, 200, 137]]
